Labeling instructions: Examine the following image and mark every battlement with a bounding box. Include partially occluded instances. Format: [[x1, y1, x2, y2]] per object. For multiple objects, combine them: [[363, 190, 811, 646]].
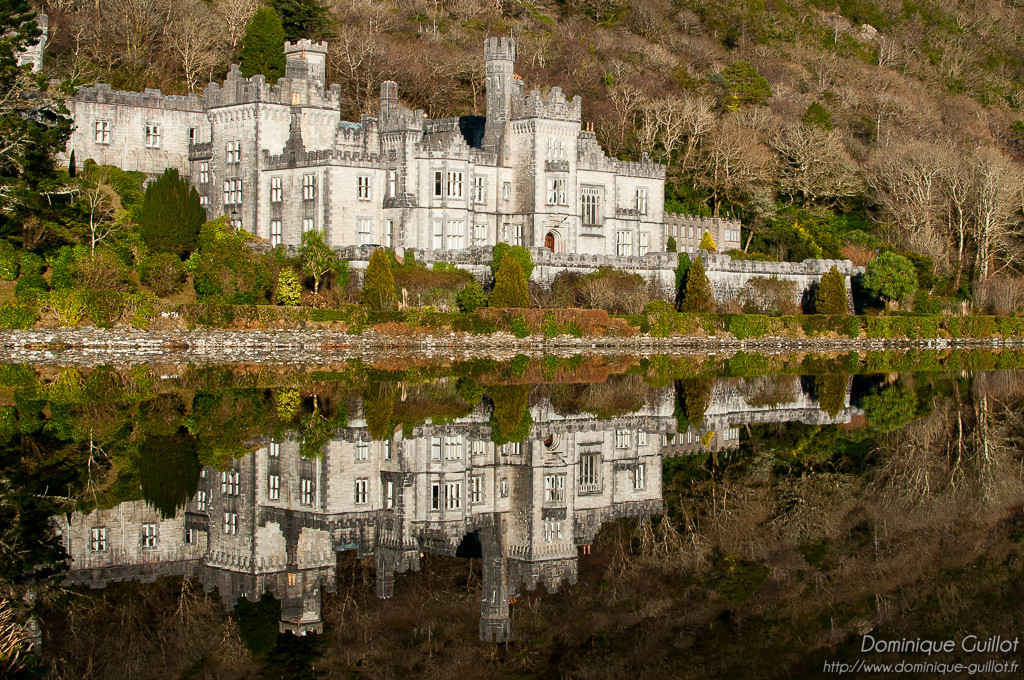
[[665, 213, 741, 231], [484, 36, 516, 62], [698, 251, 862, 276], [512, 87, 582, 123], [73, 83, 205, 112], [284, 39, 328, 55]]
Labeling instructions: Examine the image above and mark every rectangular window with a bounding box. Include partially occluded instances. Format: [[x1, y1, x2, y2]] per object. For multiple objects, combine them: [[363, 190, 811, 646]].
[[384, 439, 392, 460], [615, 429, 631, 449], [433, 170, 443, 198], [446, 171, 463, 198], [444, 436, 463, 460], [581, 187, 601, 225], [634, 464, 646, 490], [545, 474, 565, 503], [431, 482, 441, 510], [355, 441, 369, 460], [354, 478, 368, 504], [470, 476, 483, 504], [544, 519, 563, 543], [546, 138, 566, 159], [471, 441, 486, 457], [473, 176, 485, 203], [357, 175, 370, 200], [199, 195, 209, 206], [500, 478, 509, 497], [223, 179, 242, 206], [636, 187, 648, 214], [189, 128, 197, 145], [357, 218, 372, 245], [268, 474, 280, 500], [141, 523, 158, 548], [513, 224, 523, 246], [90, 527, 107, 552], [195, 490, 207, 512], [145, 124, 161, 148], [502, 182, 511, 200], [432, 220, 443, 250], [94, 120, 110, 144], [270, 177, 282, 202], [473, 223, 486, 246], [639, 232, 649, 256], [385, 219, 394, 248], [303, 174, 316, 200], [616, 231, 634, 257], [269, 441, 280, 458], [579, 454, 599, 493], [184, 528, 197, 544], [385, 480, 395, 509], [547, 178, 566, 205], [446, 220, 465, 250], [301, 478, 314, 506], [444, 482, 462, 510], [199, 162, 210, 184], [388, 170, 397, 198], [638, 431, 648, 446], [270, 219, 282, 247], [302, 217, 316, 233], [223, 512, 238, 535], [431, 436, 442, 461], [221, 471, 240, 496], [226, 140, 240, 164]]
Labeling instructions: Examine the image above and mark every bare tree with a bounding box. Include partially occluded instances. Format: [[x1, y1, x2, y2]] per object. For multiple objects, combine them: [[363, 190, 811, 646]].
[[772, 123, 861, 207], [694, 116, 776, 216], [77, 165, 125, 254], [213, 0, 259, 52], [970, 147, 1024, 280], [167, 0, 225, 92]]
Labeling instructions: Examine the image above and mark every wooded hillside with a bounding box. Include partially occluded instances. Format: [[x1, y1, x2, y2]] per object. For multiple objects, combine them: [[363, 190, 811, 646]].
[[35, 0, 1024, 293]]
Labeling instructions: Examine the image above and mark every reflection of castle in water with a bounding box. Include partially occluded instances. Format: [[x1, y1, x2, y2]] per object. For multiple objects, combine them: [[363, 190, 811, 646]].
[[54, 376, 858, 641]]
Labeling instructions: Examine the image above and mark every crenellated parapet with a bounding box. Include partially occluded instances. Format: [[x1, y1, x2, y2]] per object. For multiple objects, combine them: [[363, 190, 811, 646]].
[[511, 87, 582, 122], [73, 83, 205, 112], [697, 251, 862, 276]]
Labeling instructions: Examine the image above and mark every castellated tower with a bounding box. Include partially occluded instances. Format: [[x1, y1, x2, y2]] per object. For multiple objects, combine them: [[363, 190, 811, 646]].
[[481, 37, 518, 155], [284, 40, 328, 89]]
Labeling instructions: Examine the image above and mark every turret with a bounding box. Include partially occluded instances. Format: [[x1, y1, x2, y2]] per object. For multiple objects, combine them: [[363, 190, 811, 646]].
[[284, 40, 328, 90], [481, 37, 518, 155], [478, 525, 511, 643], [380, 81, 399, 124]]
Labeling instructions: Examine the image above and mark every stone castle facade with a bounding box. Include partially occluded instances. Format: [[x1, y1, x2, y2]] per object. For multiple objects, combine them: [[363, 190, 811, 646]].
[[65, 38, 668, 258], [54, 377, 859, 641]]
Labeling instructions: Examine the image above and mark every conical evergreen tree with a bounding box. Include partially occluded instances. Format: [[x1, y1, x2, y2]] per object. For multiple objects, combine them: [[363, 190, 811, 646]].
[[361, 248, 397, 311], [138, 168, 204, 255], [239, 8, 287, 81], [270, 0, 332, 41], [816, 266, 848, 315], [489, 254, 529, 308], [699, 231, 717, 252], [682, 258, 715, 312]]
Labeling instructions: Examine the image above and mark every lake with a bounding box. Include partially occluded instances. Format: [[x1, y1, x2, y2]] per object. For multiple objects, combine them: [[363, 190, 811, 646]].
[[3, 351, 1023, 678]]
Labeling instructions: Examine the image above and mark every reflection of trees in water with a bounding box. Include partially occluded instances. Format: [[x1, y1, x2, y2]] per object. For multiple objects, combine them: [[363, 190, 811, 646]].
[[738, 374, 799, 407]]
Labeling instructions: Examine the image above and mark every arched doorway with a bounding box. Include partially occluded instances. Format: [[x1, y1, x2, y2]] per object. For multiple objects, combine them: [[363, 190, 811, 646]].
[[544, 232, 555, 252]]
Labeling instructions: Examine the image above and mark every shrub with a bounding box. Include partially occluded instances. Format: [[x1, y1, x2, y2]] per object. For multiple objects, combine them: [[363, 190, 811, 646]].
[[643, 299, 674, 315], [275, 268, 302, 306], [48, 245, 86, 291], [489, 254, 529, 308], [139, 252, 187, 297], [75, 249, 137, 292], [728, 314, 781, 340], [187, 218, 273, 304], [674, 252, 691, 306], [699, 231, 717, 252], [0, 244, 18, 280], [18, 251, 44, 276], [456, 281, 487, 313], [0, 303, 36, 329], [666, 236, 677, 252], [511, 315, 530, 338], [361, 248, 397, 311], [863, 252, 917, 307], [138, 168, 205, 255], [682, 258, 714, 313], [737, 276, 799, 316], [15, 273, 48, 303], [816, 266, 848, 315], [579, 268, 649, 314], [972, 277, 1024, 316], [802, 101, 832, 129], [491, 243, 534, 281]]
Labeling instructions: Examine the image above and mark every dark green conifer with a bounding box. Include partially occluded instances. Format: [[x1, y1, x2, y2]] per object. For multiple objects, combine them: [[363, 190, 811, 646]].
[[816, 266, 848, 315], [138, 168, 204, 255], [239, 8, 287, 81], [682, 257, 714, 313], [489, 254, 530, 308], [361, 248, 397, 311]]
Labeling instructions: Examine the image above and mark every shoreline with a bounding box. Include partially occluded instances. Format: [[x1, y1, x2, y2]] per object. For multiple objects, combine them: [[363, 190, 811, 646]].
[[0, 328, 1019, 365]]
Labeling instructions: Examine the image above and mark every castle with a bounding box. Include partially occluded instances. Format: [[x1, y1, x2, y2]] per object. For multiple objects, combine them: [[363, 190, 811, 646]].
[[65, 38, 680, 258], [54, 376, 859, 642]]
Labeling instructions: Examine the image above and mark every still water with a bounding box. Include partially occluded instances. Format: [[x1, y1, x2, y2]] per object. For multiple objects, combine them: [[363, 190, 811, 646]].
[[5, 352, 1024, 678]]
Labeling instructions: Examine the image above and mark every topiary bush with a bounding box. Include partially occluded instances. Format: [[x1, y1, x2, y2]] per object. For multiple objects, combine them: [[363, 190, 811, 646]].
[[361, 248, 398, 311], [490, 254, 530, 308], [816, 266, 848, 314], [681, 258, 714, 313], [139, 252, 187, 297]]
